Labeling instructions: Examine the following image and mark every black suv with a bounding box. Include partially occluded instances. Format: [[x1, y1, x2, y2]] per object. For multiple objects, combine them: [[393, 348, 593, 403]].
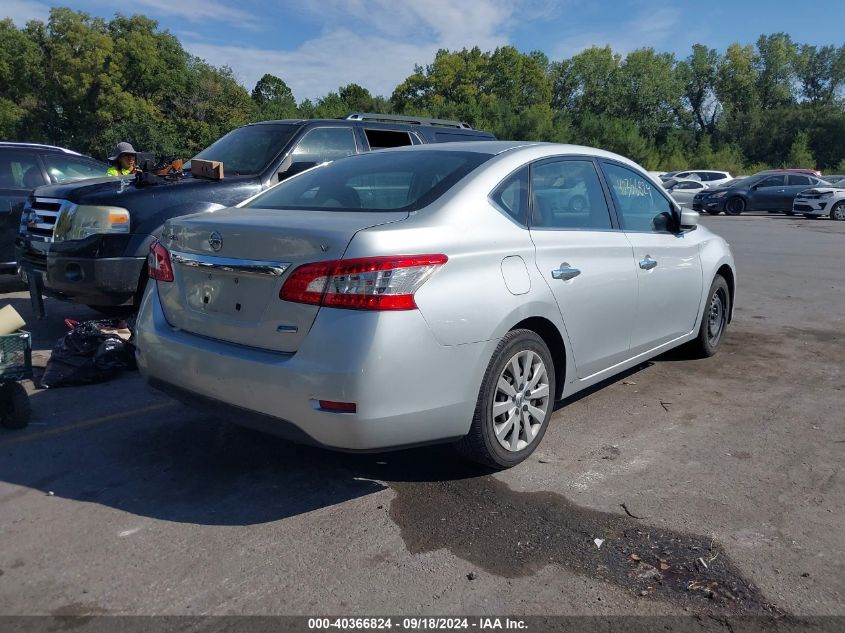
[[0, 143, 106, 273], [17, 113, 495, 309]]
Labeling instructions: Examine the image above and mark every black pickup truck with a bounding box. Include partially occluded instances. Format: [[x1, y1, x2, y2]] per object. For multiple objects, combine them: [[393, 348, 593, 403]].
[[17, 113, 495, 310]]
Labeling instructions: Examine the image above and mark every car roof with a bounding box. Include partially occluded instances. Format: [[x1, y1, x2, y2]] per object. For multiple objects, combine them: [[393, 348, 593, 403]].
[[0, 142, 85, 155]]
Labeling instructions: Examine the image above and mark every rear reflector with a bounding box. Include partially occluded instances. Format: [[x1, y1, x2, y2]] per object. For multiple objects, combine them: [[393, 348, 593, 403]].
[[318, 400, 357, 413], [148, 241, 174, 282], [280, 254, 447, 311]]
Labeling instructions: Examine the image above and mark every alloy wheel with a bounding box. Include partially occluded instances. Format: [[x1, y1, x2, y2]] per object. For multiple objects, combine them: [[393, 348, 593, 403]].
[[492, 350, 550, 452], [707, 288, 728, 346]]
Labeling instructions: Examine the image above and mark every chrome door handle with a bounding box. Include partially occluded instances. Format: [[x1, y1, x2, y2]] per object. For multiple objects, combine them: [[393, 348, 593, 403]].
[[639, 256, 658, 270], [552, 263, 581, 281]]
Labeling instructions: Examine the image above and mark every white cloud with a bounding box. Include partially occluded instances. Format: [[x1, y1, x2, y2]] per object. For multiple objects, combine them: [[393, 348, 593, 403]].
[[554, 7, 682, 59], [184, 0, 562, 101], [2, 0, 50, 25], [132, 0, 261, 29]]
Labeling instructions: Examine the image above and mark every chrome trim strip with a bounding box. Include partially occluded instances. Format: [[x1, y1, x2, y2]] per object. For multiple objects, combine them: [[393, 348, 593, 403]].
[[170, 251, 290, 277]]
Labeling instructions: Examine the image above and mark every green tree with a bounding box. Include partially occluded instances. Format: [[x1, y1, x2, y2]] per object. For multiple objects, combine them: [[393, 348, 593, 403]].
[[785, 131, 815, 168], [251, 73, 297, 120]]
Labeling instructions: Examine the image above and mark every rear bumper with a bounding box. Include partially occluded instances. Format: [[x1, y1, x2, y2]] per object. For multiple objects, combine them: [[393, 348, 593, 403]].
[[135, 284, 496, 451]]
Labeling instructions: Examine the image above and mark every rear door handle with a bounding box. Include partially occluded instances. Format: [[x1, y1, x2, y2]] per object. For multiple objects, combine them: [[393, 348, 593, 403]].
[[551, 263, 581, 281], [639, 255, 658, 270]]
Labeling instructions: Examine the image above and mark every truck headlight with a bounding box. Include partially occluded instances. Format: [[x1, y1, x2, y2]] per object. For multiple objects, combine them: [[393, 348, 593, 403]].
[[53, 205, 130, 242]]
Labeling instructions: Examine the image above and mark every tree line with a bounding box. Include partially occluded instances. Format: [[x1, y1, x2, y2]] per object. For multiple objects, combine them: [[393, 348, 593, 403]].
[[1, 7, 844, 173]]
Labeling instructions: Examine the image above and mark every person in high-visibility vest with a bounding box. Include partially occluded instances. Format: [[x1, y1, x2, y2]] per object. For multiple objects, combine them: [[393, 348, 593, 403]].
[[106, 142, 139, 176]]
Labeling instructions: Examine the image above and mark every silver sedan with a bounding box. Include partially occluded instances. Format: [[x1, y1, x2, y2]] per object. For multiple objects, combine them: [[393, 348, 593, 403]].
[[136, 142, 736, 469]]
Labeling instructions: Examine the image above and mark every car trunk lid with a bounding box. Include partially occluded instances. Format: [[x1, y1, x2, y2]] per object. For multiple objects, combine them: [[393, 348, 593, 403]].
[[156, 207, 408, 352]]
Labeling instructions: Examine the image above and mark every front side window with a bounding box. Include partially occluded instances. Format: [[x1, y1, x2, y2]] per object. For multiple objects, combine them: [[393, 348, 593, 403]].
[[0, 151, 42, 189], [291, 127, 358, 163], [757, 175, 785, 188], [246, 150, 492, 212], [601, 162, 674, 233], [43, 155, 106, 183], [531, 159, 612, 230]]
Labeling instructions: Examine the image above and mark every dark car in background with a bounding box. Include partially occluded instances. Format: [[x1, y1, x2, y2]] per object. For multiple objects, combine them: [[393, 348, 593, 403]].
[[0, 143, 106, 273], [17, 113, 495, 310], [692, 172, 830, 215]]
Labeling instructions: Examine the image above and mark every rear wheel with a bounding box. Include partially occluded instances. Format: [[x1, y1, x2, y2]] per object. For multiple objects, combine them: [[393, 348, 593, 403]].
[[687, 275, 730, 358], [457, 329, 555, 469], [0, 382, 30, 430], [830, 201, 845, 221], [724, 197, 745, 216]]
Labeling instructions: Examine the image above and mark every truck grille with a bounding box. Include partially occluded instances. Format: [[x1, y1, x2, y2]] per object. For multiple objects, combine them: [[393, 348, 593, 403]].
[[25, 197, 72, 241]]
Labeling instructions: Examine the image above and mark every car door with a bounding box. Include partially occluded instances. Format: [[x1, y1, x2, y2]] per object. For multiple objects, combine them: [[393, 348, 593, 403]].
[[599, 160, 703, 354], [671, 181, 706, 207], [748, 175, 786, 211], [527, 157, 637, 379], [0, 149, 45, 267], [784, 174, 815, 209]]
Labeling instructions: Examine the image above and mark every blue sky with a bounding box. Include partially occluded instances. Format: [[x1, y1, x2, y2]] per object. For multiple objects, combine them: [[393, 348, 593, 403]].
[[5, 0, 845, 102]]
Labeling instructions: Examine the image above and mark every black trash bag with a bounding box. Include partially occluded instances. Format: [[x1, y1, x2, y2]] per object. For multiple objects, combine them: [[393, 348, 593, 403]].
[[41, 318, 137, 388]]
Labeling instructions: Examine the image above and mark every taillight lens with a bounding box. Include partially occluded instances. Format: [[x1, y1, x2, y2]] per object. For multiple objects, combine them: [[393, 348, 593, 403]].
[[280, 254, 447, 311], [148, 240, 174, 282]]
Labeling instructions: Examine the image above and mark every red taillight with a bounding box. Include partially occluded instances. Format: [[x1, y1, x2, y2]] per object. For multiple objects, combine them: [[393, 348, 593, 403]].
[[318, 400, 357, 413], [148, 241, 174, 282], [280, 254, 447, 311]]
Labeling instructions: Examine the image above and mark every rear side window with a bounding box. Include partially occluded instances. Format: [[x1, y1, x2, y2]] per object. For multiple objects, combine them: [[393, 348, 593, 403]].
[[531, 160, 612, 230], [787, 174, 812, 186], [364, 129, 415, 149], [601, 162, 674, 233], [246, 150, 492, 212], [490, 167, 528, 225]]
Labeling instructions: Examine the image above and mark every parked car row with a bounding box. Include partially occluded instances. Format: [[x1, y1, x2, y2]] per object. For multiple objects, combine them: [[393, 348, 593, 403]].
[[691, 171, 834, 216]]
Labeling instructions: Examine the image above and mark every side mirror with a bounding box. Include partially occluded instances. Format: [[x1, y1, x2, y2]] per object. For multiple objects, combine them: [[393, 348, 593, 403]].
[[278, 161, 318, 182], [680, 208, 699, 231]]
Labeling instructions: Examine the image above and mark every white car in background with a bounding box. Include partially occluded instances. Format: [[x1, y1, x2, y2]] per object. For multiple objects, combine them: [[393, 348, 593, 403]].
[[793, 185, 845, 220], [662, 178, 709, 208], [661, 170, 733, 188]]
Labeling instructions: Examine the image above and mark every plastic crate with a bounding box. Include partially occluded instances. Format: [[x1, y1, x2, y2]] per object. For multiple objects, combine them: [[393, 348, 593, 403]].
[[0, 331, 32, 381]]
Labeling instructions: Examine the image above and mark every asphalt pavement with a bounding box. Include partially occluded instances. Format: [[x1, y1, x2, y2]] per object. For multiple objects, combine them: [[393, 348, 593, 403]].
[[0, 213, 842, 622]]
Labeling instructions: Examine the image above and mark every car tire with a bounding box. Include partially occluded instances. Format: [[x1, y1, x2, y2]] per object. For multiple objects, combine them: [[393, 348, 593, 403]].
[[687, 275, 730, 358], [724, 197, 745, 216], [568, 195, 587, 212], [705, 209, 721, 215], [831, 202, 845, 221], [803, 214, 818, 219], [784, 210, 795, 216], [0, 382, 31, 430], [457, 329, 556, 470]]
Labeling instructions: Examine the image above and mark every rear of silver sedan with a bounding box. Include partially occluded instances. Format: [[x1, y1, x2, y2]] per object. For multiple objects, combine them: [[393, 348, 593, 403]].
[[136, 149, 503, 451]]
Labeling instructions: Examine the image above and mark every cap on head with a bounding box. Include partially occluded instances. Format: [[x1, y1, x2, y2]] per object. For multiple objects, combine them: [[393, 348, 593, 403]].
[[109, 142, 137, 161]]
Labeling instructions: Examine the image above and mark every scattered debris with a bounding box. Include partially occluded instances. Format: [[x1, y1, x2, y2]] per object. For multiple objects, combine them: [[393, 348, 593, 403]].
[[698, 557, 709, 569], [659, 400, 672, 412], [620, 503, 647, 520], [639, 590, 649, 596], [538, 457, 551, 464], [629, 554, 642, 562], [622, 380, 637, 385], [801, 572, 810, 578], [594, 538, 604, 549], [660, 562, 671, 571], [46, 491, 54, 496], [466, 571, 477, 581]]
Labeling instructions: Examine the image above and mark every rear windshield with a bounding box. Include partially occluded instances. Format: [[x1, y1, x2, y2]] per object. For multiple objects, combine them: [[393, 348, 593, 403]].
[[191, 124, 296, 176], [245, 150, 492, 212]]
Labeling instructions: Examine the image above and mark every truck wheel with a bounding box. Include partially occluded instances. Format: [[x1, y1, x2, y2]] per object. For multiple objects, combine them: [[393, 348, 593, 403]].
[[1, 382, 31, 430], [457, 329, 555, 469]]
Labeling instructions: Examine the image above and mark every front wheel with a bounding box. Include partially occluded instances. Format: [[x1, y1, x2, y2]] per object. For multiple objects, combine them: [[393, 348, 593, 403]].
[[457, 329, 556, 469], [687, 275, 730, 358], [724, 197, 745, 216], [829, 201, 845, 221], [804, 214, 818, 220]]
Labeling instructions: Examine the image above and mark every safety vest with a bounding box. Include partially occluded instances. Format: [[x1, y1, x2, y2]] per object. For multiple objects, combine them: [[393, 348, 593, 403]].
[[106, 166, 133, 176]]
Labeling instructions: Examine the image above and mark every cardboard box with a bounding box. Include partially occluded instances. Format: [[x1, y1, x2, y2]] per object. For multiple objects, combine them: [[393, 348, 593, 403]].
[[191, 159, 224, 180]]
